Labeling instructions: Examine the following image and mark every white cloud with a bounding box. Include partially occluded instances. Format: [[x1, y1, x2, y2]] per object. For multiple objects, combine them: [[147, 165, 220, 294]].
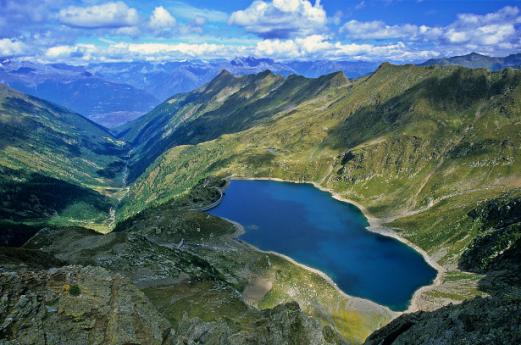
[[340, 6, 521, 56], [58, 2, 139, 29], [442, 6, 520, 47], [0, 38, 27, 56], [330, 41, 437, 61], [45, 44, 99, 60], [168, 1, 228, 23], [42, 42, 250, 62], [149, 6, 176, 31], [41, 34, 440, 63], [254, 35, 438, 61], [229, 0, 327, 38], [255, 35, 341, 58], [341, 20, 441, 40], [123, 43, 223, 57], [19, 5, 521, 64]]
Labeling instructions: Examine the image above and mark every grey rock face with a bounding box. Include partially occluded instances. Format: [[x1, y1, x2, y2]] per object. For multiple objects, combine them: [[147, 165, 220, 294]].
[[0, 261, 345, 345], [172, 302, 346, 345], [0, 266, 171, 345], [364, 296, 521, 345]]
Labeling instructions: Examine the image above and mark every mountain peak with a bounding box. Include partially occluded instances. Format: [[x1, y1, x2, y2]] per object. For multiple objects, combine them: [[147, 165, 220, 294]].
[[256, 69, 276, 78], [202, 69, 239, 93], [208, 69, 236, 84], [373, 62, 395, 73], [217, 69, 233, 78], [319, 71, 349, 87], [467, 52, 486, 58]]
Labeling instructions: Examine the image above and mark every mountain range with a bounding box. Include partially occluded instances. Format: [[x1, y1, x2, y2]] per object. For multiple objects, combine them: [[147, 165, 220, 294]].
[[1, 53, 519, 130], [0, 57, 380, 128], [421, 52, 521, 70], [0, 60, 160, 128], [1, 58, 520, 344]]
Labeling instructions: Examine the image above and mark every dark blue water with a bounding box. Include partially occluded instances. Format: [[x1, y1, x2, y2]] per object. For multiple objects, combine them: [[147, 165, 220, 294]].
[[209, 180, 437, 311]]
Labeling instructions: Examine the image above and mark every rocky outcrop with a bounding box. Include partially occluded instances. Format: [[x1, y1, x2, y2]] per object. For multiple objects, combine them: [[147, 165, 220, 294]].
[[0, 266, 171, 345], [5, 216, 352, 345], [172, 302, 346, 345], [0, 264, 346, 345], [460, 193, 521, 274], [364, 296, 521, 345]]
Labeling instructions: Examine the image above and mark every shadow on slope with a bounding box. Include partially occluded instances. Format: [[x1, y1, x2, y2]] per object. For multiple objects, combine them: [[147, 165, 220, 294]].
[[0, 167, 112, 244], [327, 66, 520, 151], [458, 191, 521, 296], [125, 70, 349, 182]]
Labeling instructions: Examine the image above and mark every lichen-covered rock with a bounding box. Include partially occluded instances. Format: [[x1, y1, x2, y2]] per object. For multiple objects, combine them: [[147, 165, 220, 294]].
[[0, 263, 347, 345], [0, 266, 171, 345], [172, 302, 347, 345], [364, 296, 521, 345]]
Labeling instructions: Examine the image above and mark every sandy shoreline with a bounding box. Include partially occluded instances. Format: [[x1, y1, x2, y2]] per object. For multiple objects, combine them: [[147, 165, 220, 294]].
[[213, 175, 444, 315]]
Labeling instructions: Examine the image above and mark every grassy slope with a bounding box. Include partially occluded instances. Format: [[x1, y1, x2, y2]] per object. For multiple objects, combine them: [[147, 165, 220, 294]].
[[121, 64, 521, 309], [120, 69, 349, 181], [0, 84, 127, 232]]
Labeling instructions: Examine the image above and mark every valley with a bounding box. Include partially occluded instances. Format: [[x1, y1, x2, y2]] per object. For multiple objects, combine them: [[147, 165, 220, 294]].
[[1, 61, 520, 344]]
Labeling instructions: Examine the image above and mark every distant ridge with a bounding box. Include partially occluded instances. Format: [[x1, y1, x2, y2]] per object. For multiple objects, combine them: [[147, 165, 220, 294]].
[[420, 52, 521, 71], [0, 57, 379, 128]]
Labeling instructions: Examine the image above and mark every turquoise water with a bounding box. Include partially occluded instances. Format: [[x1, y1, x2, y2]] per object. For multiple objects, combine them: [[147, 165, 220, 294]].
[[209, 179, 437, 311]]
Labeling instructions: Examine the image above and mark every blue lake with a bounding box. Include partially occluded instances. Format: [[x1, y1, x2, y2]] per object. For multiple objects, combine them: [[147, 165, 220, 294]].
[[208, 179, 437, 311]]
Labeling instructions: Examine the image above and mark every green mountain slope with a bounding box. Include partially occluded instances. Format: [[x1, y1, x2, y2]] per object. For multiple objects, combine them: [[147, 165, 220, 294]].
[[121, 63, 521, 310], [119, 69, 349, 181], [2, 63, 520, 344], [0, 84, 127, 232]]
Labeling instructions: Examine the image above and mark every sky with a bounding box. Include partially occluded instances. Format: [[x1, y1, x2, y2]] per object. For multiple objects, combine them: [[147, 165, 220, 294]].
[[0, 0, 520, 63]]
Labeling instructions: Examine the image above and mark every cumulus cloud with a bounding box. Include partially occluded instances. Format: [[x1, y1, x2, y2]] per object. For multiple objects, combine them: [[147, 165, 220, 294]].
[[5, 2, 521, 63], [254, 35, 438, 61], [149, 6, 176, 31], [45, 44, 99, 60], [58, 2, 139, 29], [40, 35, 439, 63], [341, 6, 521, 56], [229, 0, 327, 38], [255, 34, 332, 58], [442, 6, 520, 47], [43, 42, 250, 62], [0, 38, 27, 56]]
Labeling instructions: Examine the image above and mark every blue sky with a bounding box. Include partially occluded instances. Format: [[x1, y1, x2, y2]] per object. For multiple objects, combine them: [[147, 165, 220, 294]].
[[0, 0, 520, 63]]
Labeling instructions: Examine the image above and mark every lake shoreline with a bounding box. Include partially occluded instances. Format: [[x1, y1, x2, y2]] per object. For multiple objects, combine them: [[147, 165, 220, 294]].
[[220, 214, 396, 318], [218, 175, 444, 315]]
